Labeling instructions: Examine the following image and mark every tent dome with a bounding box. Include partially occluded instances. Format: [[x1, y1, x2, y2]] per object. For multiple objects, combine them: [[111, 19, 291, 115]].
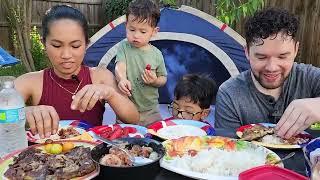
[[84, 5, 249, 104]]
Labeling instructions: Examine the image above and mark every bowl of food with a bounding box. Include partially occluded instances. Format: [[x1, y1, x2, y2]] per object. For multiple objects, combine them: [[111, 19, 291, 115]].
[[91, 137, 165, 179]]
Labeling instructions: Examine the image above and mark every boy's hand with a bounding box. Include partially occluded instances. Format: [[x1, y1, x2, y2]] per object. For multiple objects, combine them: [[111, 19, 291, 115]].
[[142, 69, 157, 85], [118, 79, 132, 96]]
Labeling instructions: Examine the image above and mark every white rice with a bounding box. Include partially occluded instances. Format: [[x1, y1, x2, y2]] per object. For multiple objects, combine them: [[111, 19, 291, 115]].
[[261, 135, 284, 144], [169, 147, 267, 176], [157, 125, 206, 139]]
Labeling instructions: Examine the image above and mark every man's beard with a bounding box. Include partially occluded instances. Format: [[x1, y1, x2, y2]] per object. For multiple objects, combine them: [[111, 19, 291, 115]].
[[252, 72, 286, 90]]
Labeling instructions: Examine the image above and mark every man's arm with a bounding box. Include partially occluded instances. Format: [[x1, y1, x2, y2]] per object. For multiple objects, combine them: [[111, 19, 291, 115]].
[[276, 64, 320, 138], [214, 87, 241, 129]]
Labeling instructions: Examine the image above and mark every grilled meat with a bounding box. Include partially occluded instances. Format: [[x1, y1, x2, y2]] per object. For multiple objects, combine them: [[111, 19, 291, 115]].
[[4, 146, 96, 180], [241, 125, 274, 141]]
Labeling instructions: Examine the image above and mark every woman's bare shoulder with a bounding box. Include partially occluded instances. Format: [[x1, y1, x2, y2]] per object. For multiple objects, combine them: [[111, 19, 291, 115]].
[[14, 70, 44, 102], [15, 70, 44, 84]]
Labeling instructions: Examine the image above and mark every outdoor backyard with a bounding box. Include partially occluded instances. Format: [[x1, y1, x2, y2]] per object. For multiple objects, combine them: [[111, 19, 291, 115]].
[[1, 0, 320, 76]]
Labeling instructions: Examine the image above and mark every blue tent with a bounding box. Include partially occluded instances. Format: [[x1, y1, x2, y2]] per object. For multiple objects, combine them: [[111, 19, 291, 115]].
[[0, 47, 19, 67], [84, 6, 250, 124]]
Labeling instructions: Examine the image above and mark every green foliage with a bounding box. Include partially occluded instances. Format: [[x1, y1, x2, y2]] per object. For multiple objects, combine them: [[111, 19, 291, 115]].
[[216, 0, 264, 28], [105, 0, 133, 22], [30, 26, 49, 70], [2, 26, 49, 77], [160, 0, 177, 8], [0, 64, 27, 77]]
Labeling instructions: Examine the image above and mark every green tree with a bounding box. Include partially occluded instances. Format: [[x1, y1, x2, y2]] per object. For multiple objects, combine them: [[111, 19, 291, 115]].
[[216, 0, 264, 28]]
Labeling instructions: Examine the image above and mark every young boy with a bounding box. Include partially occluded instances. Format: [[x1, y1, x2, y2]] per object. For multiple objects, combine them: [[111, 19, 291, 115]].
[[115, 0, 167, 126], [167, 74, 217, 124]]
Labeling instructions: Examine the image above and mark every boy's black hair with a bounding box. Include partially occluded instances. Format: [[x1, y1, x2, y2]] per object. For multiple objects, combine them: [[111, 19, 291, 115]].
[[244, 8, 299, 46], [42, 5, 89, 44], [174, 74, 217, 109], [126, 0, 160, 27]]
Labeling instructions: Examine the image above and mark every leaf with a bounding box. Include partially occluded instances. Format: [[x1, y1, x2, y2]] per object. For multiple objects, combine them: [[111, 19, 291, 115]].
[[242, 6, 248, 17]]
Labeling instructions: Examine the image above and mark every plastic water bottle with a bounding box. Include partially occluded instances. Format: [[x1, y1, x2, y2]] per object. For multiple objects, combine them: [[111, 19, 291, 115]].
[[0, 81, 27, 157]]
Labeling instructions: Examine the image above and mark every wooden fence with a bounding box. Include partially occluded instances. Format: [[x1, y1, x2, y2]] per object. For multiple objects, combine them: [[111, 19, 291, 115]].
[[0, 0, 320, 66], [0, 0, 104, 54]]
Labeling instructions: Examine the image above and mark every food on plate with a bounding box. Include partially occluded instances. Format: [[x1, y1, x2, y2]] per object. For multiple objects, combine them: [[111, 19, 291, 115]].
[[241, 125, 274, 141], [44, 142, 75, 154], [78, 131, 94, 141], [99, 144, 158, 167], [4, 146, 96, 179], [156, 125, 206, 139], [90, 125, 142, 140], [58, 127, 81, 139], [62, 142, 75, 152], [49, 143, 63, 154], [240, 124, 311, 145], [162, 136, 281, 177]]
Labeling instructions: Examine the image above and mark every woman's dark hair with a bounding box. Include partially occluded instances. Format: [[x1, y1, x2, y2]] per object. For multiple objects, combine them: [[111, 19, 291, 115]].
[[244, 8, 299, 46], [126, 0, 160, 27], [174, 74, 217, 109], [42, 5, 89, 44]]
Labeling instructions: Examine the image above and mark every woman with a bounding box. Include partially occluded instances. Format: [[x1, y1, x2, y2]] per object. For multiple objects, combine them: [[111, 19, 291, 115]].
[[14, 5, 139, 139]]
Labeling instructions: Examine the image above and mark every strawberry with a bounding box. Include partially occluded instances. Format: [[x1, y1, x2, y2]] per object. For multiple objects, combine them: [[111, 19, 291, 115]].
[[145, 64, 151, 70]]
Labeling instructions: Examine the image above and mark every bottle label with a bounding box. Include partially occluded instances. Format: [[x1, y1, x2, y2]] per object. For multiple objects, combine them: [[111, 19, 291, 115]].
[[0, 108, 25, 123]]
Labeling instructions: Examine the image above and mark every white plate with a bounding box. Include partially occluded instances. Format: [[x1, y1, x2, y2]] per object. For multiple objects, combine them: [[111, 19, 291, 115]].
[[157, 125, 206, 139]]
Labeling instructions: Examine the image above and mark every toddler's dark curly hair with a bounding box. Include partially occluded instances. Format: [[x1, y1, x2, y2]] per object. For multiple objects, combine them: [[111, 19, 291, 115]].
[[244, 8, 299, 46]]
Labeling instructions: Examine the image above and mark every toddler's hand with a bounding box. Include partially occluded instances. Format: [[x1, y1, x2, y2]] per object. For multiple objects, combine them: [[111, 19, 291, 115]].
[[142, 69, 157, 85], [118, 79, 132, 96]]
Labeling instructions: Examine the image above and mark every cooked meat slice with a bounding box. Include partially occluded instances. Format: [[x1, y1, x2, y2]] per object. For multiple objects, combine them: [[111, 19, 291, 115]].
[[241, 125, 274, 141], [4, 146, 96, 180]]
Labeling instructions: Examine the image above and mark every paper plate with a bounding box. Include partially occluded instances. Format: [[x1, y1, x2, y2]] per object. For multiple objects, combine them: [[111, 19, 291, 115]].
[[236, 123, 312, 149], [161, 136, 283, 179], [26, 120, 94, 143], [89, 124, 148, 140], [0, 140, 99, 180], [239, 165, 308, 180], [147, 119, 215, 140]]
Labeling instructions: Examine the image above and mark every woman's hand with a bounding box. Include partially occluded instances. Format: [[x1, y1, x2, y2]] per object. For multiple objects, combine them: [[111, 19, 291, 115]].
[[71, 84, 115, 112], [26, 105, 59, 139], [118, 79, 132, 96]]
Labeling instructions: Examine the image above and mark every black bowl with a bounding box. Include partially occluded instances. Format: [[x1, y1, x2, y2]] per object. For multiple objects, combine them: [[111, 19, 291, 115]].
[[91, 137, 165, 180]]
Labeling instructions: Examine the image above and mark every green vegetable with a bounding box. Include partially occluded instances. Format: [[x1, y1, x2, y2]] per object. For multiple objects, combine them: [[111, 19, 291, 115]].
[[236, 140, 247, 150]]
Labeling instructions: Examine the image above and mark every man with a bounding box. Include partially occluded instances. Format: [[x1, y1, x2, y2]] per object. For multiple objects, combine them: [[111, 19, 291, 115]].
[[214, 8, 320, 139]]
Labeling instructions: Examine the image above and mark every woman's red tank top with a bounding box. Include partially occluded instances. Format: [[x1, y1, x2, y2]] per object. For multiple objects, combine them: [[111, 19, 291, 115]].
[[39, 66, 104, 126]]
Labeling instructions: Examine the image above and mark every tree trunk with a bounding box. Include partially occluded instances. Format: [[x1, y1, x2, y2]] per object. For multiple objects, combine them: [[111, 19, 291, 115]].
[[3, 0, 35, 72]]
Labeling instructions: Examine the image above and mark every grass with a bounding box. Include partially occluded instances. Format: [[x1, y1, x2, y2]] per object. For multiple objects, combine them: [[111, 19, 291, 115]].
[[0, 63, 27, 77]]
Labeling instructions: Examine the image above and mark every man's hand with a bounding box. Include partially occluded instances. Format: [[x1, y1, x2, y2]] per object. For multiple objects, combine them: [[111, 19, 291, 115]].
[[71, 84, 115, 112], [142, 69, 158, 85], [26, 105, 59, 139], [275, 98, 320, 139], [117, 79, 132, 96]]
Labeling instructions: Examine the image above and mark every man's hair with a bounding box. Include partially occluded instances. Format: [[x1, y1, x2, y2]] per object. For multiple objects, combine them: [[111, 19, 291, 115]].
[[126, 0, 160, 27], [174, 74, 217, 109], [244, 8, 299, 46]]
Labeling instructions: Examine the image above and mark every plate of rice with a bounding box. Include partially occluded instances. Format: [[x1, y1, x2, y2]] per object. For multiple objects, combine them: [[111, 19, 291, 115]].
[[236, 123, 312, 149], [160, 136, 282, 180]]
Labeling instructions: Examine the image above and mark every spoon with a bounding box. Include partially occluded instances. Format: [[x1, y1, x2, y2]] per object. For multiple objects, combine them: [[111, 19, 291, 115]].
[[273, 152, 296, 165], [91, 132, 153, 165]]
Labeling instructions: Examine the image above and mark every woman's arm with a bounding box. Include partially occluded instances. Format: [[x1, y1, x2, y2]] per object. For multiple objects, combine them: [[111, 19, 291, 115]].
[[85, 68, 140, 124], [14, 71, 60, 138]]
